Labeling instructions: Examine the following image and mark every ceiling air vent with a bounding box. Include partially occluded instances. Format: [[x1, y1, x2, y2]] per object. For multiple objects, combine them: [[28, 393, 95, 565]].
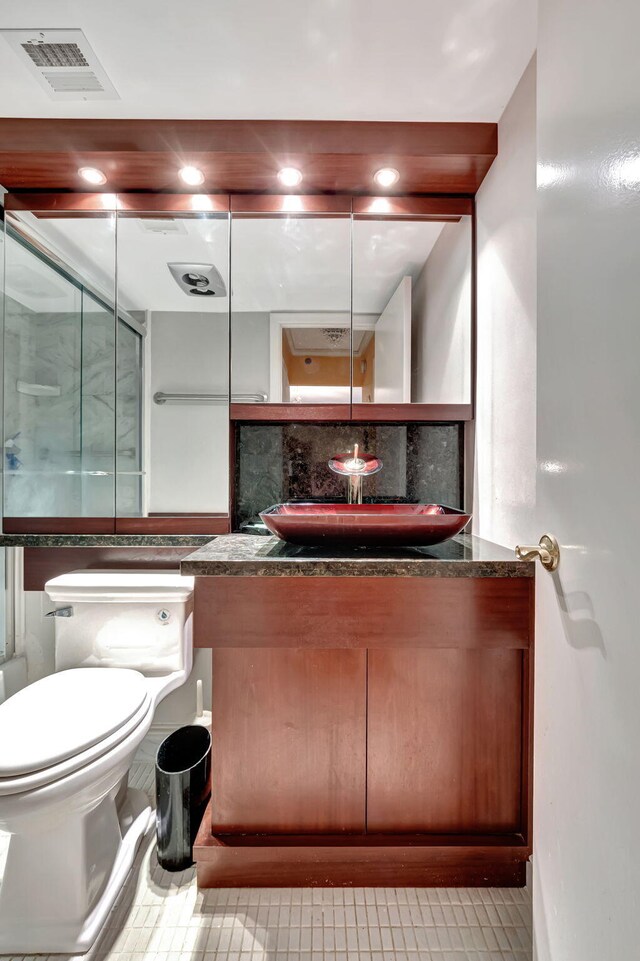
[[0, 28, 119, 100]]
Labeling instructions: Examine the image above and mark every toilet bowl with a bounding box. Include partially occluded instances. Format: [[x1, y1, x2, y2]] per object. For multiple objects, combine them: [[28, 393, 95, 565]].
[[0, 570, 194, 954]]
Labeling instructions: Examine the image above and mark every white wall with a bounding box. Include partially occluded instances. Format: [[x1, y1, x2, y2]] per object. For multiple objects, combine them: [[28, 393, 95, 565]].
[[411, 220, 472, 405], [474, 58, 538, 547], [374, 277, 411, 403], [231, 311, 270, 397], [533, 2, 640, 958], [148, 311, 229, 513]]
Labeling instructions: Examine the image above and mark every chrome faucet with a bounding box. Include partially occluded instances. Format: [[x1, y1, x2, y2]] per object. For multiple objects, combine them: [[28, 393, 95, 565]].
[[328, 444, 383, 504]]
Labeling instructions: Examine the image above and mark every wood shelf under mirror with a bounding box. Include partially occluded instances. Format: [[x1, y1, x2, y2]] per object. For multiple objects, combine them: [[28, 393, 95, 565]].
[[230, 404, 352, 422], [115, 516, 230, 535], [350, 403, 473, 422], [3, 516, 231, 536], [230, 403, 472, 422], [2, 518, 116, 535]]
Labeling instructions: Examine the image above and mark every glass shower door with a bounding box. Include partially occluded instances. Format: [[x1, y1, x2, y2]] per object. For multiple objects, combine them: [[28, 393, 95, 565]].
[[3, 213, 117, 524], [4, 233, 83, 517]]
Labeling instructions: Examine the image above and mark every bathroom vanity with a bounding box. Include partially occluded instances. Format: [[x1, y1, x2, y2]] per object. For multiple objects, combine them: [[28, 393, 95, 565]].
[[182, 533, 534, 887]]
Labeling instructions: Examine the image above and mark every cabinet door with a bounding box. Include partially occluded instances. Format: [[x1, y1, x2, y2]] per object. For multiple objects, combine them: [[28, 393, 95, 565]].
[[211, 648, 367, 834], [366, 649, 523, 834]]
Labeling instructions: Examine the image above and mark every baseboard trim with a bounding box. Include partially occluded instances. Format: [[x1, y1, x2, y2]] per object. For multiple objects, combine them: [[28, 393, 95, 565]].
[[194, 803, 529, 888]]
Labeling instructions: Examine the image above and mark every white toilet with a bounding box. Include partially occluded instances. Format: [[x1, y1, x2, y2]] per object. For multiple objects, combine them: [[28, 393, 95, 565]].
[[0, 570, 195, 954]]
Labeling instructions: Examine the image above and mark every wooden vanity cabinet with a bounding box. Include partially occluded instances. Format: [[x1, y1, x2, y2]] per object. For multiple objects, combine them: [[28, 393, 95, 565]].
[[193, 570, 534, 886]]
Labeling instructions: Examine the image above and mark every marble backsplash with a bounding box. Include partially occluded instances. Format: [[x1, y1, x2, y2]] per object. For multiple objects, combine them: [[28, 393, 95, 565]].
[[234, 422, 464, 530]]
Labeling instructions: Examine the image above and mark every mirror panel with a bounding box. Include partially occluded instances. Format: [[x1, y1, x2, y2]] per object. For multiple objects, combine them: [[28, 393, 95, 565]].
[[230, 214, 352, 405], [352, 214, 472, 405], [3, 210, 116, 519], [115, 211, 230, 519]]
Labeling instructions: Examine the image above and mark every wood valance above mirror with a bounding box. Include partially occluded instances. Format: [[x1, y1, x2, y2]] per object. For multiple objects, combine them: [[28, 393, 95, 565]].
[[0, 118, 496, 195]]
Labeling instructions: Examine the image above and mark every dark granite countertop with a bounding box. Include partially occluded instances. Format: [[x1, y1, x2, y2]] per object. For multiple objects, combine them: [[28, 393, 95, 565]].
[[180, 532, 532, 578], [0, 534, 214, 547]]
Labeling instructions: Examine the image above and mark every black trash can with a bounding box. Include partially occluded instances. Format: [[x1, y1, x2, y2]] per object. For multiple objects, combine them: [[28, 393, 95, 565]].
[[155, 725, 211, 871]]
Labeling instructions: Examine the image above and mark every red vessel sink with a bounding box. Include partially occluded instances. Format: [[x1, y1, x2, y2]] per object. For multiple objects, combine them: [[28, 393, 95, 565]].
[[259, 503, 471, 547]]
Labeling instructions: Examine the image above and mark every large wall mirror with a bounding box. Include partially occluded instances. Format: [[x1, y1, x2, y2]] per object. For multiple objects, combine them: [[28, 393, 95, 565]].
[[2, 194, 471, 531], [2, 198, 230, 531], [352, 208, 472, 406], [230, 208, 352, 406], [230, 201, 472, 410]]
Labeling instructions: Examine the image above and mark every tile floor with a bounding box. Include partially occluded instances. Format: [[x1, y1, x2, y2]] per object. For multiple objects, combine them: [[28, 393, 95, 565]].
[[1, 763, 532, 961]]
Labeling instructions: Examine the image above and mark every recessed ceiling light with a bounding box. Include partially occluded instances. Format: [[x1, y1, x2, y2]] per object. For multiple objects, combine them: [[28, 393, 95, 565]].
[[277, 167, 303, 187], [373, 167, 400, 188], [78, 166, 107, 186], [179, 165, 205, 186]]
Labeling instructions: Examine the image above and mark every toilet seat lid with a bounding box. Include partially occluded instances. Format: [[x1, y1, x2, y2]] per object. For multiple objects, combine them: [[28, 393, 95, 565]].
[[0, 668, 149, 777]]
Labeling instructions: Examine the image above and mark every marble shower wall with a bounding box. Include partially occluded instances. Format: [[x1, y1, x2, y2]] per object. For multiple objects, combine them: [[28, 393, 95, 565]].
[[3, 293, 141, 518], [234, 422, 463, 530]]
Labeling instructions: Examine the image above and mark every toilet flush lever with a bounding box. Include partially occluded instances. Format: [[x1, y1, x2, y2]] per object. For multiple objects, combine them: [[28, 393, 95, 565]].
[[515, 534, 560, 572], [45, 606, 74, 618]]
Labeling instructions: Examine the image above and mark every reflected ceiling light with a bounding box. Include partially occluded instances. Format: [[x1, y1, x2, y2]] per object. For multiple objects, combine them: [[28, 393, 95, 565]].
[[179, 165, 205, 186], [190, 194, 213, 212], [100, 193, 118, 210], [78, 166, 107, 185], [368, 198, 392, 214], [282, 195, 304, 212], [278, 166, 303, 187], [373, 167, 399, 188]]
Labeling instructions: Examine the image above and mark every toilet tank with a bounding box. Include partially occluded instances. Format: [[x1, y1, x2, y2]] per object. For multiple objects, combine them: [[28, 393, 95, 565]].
[[45, 571, 195, 676]]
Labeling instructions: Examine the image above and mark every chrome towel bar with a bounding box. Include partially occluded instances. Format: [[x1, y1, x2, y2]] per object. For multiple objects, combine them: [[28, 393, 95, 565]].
[[153, 391, 267, 405]]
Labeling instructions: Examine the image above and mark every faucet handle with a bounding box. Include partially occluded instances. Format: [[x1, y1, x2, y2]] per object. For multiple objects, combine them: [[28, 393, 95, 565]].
[[45, 606, 74, 618]]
